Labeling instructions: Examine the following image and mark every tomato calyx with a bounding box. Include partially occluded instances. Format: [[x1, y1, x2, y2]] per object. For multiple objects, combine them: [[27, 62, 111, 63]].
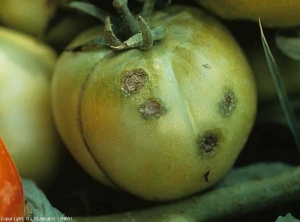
[[109, 15, 165, 51], [68, 0, 165, 51]]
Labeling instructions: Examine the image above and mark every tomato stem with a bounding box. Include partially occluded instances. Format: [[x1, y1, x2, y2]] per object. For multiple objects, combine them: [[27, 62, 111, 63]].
[[69, 1, 111, 23], [66, 1, 165, 52], [113, 0, 139, 35], [71, 164, 300, 222], [140, 0, 156, 23]]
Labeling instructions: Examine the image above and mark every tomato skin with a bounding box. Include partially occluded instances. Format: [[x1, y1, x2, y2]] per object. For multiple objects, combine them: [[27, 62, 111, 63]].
[[0, 27, 64, 190], [0, 138, 24, 218], [194, 0, 300, 27], [52, 6, 257, 201], [0, 0, 58, 36]]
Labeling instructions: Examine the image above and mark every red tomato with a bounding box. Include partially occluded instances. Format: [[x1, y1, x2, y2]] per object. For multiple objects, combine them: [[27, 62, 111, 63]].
[[0, 138, 24, 218]]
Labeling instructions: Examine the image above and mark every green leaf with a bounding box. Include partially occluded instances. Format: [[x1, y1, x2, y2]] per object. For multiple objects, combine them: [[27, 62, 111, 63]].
[[259, 19, 300, 154], [276, 27, 300, 60], [276, 213, 300, 222]]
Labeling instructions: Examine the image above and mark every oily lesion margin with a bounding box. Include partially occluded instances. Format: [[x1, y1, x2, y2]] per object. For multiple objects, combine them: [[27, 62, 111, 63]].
[[76, 51, 123, 189]]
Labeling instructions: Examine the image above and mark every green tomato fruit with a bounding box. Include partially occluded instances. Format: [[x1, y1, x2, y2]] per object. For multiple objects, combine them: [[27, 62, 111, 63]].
[[52, 6, 257, 201], [194, 0, 300, 27], [0, 0, 58, 36], [0, 26, 64, 189]]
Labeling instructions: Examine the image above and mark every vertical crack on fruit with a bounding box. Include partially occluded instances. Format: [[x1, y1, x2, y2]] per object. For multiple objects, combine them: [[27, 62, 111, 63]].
[[198, 132, 220, 155], [218, 89, 236, 116], [121, 69, 148, 96], [139, 98, 165, 119]]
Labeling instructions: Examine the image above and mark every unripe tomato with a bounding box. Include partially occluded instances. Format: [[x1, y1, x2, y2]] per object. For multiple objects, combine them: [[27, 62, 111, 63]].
[[52, 6, 257, 201], [0, 0, 60, 36], [194, 0, 300, 27], [0, 26, 64, 189], [0, 138, 24, 218]]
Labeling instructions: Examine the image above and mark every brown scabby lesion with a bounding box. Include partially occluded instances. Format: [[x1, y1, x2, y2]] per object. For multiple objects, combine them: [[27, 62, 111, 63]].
[[121, 68, 148, 97], [218, 89, 236, 117], [198, 131, 220, 156], [139, 98, 166, 119]]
